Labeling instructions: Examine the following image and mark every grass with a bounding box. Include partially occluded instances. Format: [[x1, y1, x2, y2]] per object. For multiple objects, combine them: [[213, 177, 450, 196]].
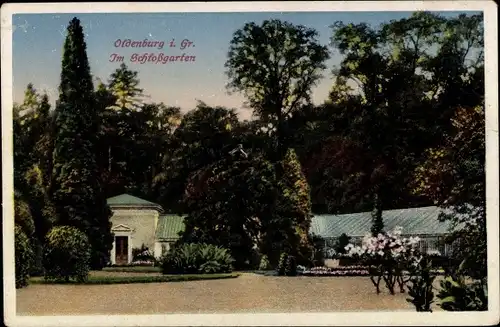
[[102, 266, 161, 273], [30, 273, 240, 285]]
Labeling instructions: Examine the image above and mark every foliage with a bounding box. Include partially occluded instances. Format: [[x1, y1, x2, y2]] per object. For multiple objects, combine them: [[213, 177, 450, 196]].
[[51, 17, 113, 269], [95, 63, 181, 199], [132, 244, 155, 262], [131, 245, 156, 266], [178, 142, 276, 269], [258, 255, 271, 271], [406, 255, 436, 312], [13, 84, 56, 275], [298, 12, 484, 214], [413, 104, 486, 281], [14, 191, 35, 238], [444, 206, 486, 280], [43, 226, 91, 282], [225, 19, 329, 155], [15, 225, 34, 289], [12, 13, 486, 290], [370, 194, 384, 236], [310, 234, 325, 266], [165, 104, 313, 269], [155, 102, 241, 212], [161, 243, 234, 274], [334, 233, 351, 255], [224, 20, 324, 266], [284, 255, 298, 276], [107, 63, 145, 112], [259, 149, 314, 267], [413, 105, 485, 207], [276, 253, 298, 276], [276, 252, 288, 276], [345, 226, 420, 294], [436, 276, 488, 311]]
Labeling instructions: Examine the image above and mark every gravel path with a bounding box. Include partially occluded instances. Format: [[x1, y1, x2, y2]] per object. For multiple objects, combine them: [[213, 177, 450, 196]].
[[17, 273, 433, 315]]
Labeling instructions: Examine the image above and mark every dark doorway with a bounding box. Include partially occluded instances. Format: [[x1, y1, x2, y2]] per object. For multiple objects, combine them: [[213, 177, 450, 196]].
[[115, 236, 128, 265]]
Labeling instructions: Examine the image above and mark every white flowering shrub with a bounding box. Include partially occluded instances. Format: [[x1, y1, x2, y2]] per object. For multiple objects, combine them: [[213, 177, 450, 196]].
[[343, 227, 422, 294]]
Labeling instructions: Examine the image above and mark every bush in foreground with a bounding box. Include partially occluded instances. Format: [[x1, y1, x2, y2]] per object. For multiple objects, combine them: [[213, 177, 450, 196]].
[[43, 226, 91, 282], [15, 225, 34, 289], [161, 243, 233, 274], [436, 276, 488, 311]]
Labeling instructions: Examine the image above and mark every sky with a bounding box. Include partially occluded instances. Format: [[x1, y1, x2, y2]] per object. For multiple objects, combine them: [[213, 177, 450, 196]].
[[12, 11, 477, 120]]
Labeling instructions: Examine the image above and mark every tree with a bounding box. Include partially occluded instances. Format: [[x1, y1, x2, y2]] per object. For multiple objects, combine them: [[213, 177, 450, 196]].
[[95, 65, 145, 197], [51, 17, 112, 269], [15, 225, 34, 288], [156, 104, 264, 268], [154, 102, 240, 212], [14, 191, 35, 239], [130, 103, 181, 198], [301, 133, 373, 214], [224, 20, 323, 264], [107, 63, 145, 112], [95, 64, 182, 200], [273, 148, 314, 265], [179, 144, 314, 268], [180, 152, 276, 269], [321, 12, 484, 228], [412, 104, 486, 280], [13, 84, 43, 192], [225, 19, 329, 159], [13, 85, 57, 275]]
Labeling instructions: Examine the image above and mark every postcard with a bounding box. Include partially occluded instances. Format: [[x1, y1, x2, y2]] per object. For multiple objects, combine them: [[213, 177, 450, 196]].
[[1, 1, 499, 326]]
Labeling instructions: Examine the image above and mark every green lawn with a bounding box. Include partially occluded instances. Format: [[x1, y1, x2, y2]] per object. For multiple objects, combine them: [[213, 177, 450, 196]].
[[30, 272, 239, 285]]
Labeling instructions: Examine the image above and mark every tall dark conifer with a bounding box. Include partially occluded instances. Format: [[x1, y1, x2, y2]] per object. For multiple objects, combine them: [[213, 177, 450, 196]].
[[51, 17, 112, 269]]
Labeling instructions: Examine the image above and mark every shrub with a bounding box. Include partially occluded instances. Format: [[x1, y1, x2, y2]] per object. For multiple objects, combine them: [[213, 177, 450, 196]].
[[344, 226, 421, 294], [436, 276, 488, 311], [334, 233, 351, 255], [43, 226, 90, 282], [161, 243, 233, 274], [15, 225, 34, 289], [132, 244, 155, 261], [29, 240, 45, 277], [311, 234, 325, 266], [259, 255, 271, 271], [406, 256, 436, 312], [284, 255, 297, 276], [276, 252, 288, 276]]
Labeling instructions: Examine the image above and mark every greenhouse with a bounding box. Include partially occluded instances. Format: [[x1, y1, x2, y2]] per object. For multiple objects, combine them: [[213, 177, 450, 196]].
[[310, 206, 457, 257]]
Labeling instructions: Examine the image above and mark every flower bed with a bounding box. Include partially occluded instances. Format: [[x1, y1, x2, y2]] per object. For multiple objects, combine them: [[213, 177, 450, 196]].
[[301, 266, 370, 276]]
